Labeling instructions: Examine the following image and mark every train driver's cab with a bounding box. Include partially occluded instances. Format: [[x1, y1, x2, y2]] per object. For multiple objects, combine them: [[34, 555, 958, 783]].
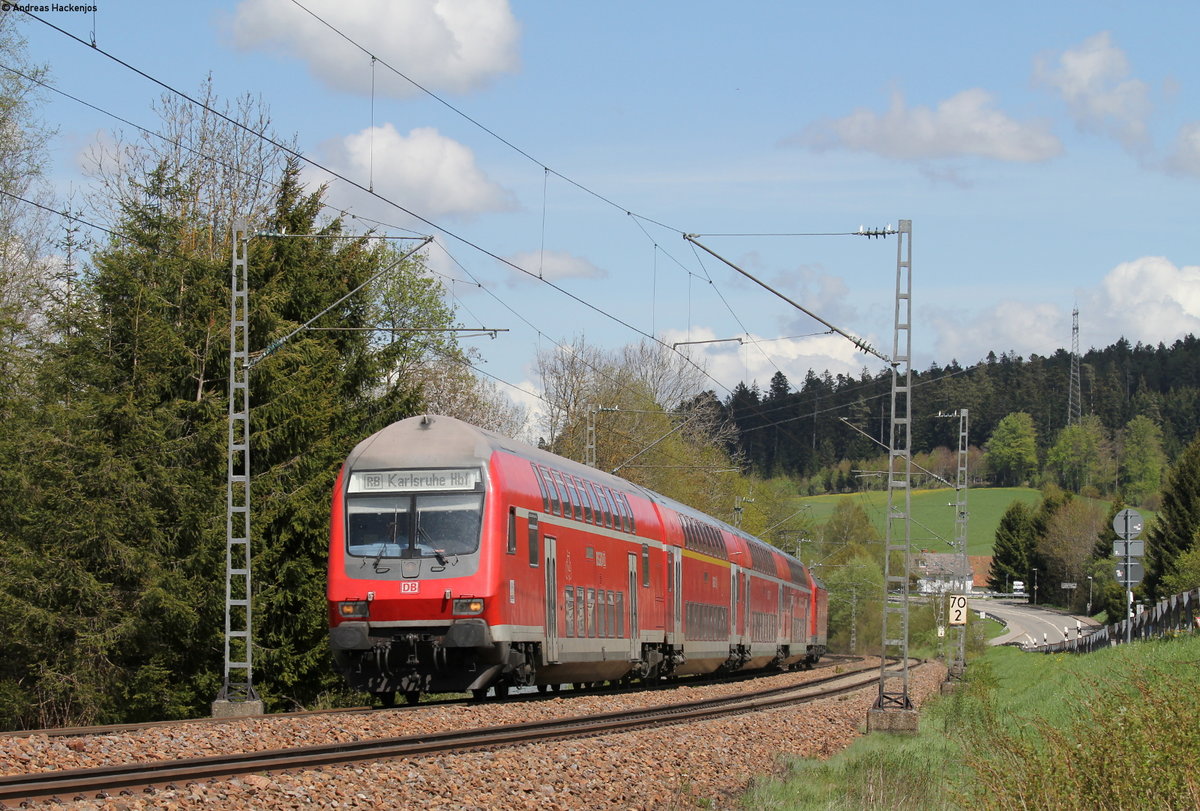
[[343, 468, 484, 576]]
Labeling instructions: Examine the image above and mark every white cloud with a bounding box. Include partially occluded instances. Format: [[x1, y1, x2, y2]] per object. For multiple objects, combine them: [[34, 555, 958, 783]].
[[1088, 256, 1200, 341], [504, 249, 606, 284], [929, 300, 1067, 364], [231, 0, 519, 96], [1034, 32, 1151, 151], [1165, 122, 1200, 177], [768, 266, 857, 325], [928, 256, 1200, 364], [492, 377, 544, 443], [792, 89, 1061, 163], [308, 124, 516, 221], [664, 326, 876, 391]]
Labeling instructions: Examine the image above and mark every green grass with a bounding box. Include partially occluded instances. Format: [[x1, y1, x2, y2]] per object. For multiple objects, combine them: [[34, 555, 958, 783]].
[[795, 488, 1157, 557], [742, 634, 1200, 810], [795, 487, 1043, 556]]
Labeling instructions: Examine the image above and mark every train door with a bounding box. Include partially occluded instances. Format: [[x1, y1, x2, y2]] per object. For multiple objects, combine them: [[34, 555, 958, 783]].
[[627, 552, 639, 660], [667, 548, 682, 644], [742, 571, 751, 640], [544, 535, 559, 663], [730, 564, 740, 639]]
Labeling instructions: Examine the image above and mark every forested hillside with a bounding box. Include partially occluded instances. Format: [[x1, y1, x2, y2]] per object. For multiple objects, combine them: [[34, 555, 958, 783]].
[[721, 339, 1199, 493]]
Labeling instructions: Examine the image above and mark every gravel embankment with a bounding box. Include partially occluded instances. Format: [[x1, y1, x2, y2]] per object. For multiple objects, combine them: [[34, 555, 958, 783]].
[[2, 659, 947, 809]]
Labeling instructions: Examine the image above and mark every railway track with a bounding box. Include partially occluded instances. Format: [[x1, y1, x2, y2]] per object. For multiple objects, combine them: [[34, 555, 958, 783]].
[[0, 658, 896, 806], [2, 657, 861, 741]]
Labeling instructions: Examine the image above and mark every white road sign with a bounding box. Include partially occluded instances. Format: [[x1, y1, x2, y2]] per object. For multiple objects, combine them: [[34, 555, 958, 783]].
[[949, 595, 968, 626]]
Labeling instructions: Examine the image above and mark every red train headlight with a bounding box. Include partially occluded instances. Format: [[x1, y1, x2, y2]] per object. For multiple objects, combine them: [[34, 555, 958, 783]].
[[452, 597, 485, 615], [338, 600, 370, 618]]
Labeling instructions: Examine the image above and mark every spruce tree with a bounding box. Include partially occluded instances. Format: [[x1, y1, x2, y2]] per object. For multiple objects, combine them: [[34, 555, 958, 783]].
[[987, 501, 1034, 592], [246, 162, 455, 707], [1144, 434, 1200, 600]]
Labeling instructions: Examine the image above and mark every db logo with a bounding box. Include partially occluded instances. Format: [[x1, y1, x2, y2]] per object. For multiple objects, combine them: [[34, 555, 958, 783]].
[[400, 581, 420, 594]]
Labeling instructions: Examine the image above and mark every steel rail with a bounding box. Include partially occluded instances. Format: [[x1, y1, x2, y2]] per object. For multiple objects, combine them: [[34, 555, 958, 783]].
[[0, 659, 901, 805], [3, 657, 861, 741]]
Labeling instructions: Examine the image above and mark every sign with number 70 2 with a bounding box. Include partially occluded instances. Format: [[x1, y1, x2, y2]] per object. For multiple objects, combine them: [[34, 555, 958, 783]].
[[949, 595, 968, 626]]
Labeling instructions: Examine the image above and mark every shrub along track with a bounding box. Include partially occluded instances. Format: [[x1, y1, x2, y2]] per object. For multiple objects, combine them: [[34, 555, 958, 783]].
[[0, 658, 898, 806]]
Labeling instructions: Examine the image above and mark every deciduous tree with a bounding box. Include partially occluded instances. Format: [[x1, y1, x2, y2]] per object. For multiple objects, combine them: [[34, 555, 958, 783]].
[[985, 412, 1038, 486], [1119, 414, 1166, 507]]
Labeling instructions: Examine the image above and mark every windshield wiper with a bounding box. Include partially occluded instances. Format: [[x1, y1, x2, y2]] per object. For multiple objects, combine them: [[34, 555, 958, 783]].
[[372, 545, 391, 573], [418, 522, 457, 567]]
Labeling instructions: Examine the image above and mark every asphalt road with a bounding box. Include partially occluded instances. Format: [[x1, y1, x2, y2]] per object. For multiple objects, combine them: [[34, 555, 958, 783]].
[[970, 599, 1098, 647]]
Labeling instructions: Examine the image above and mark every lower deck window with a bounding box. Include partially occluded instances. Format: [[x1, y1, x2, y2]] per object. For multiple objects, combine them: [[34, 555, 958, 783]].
[[564, 586, 575, 636]]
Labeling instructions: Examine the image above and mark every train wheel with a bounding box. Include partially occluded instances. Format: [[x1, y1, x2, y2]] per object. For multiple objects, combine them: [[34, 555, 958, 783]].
[[471, 688, 488, 701], [538, 684, 550, 694], [494, 683, 510, 699], [375, 691, 396, 709], [404, 690, 421, 706]]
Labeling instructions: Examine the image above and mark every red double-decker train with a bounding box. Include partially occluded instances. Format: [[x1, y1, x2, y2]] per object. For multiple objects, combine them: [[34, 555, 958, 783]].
[[328, 415, 827, 705]]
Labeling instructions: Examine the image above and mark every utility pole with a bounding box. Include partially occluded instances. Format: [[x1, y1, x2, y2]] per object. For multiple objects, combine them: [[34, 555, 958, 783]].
[[849, 584, 858, 655], [213, 220, 258, 717], [869, 220, 917, 733], [946, 409, 969, 681], [213, 227, 436, 717], [1068, 307, 1081, 426], [585, 404, 598, 468], [733, 496, 755, 529]]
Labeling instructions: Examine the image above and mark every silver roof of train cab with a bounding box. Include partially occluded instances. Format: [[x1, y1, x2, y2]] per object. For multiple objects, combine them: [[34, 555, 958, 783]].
[[345, 414, 509, 472]]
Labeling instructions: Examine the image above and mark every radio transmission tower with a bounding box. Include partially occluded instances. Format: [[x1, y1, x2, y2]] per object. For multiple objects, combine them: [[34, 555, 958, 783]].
[[1067, 307, 1081, 426]]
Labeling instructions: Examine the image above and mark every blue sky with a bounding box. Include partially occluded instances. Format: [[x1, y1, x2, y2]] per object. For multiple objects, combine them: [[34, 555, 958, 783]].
[[20, 1, 1200, 421]]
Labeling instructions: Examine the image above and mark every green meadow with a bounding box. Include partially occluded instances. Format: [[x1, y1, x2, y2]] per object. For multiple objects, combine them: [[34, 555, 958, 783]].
[[794, 486, 1043, 556], [742, 634, 1200, 809], [793, 487, 1154, 558]]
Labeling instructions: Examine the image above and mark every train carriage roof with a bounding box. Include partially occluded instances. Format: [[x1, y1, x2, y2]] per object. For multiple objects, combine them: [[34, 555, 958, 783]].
[[346, 415, 813, 583]]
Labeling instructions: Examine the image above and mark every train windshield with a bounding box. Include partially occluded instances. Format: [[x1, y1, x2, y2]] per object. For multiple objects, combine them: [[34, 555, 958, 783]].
[[346, 493, 483, 559]]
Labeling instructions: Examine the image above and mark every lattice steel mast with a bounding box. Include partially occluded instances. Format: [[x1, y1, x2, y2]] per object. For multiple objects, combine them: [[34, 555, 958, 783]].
[[217, 220, 258, 711], [949, 408, 969, 680], [871, 220, 916, 727], [215, 228, 435, 716], [1068, 307, 1081, 426]]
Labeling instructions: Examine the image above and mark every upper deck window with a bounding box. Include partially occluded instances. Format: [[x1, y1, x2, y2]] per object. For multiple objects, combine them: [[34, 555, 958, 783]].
[[537, 466, 561, 515], [572, 475, 593, 523], [618, 492, 636, 533], [532, 465, 551, 512], [562, 474, 583, 521], [580, 480, 599, 524], [596, 486, 613, 528]]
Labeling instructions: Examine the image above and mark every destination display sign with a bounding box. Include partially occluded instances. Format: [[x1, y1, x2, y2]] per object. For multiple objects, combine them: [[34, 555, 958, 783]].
[[349, 468, 481, 493]]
